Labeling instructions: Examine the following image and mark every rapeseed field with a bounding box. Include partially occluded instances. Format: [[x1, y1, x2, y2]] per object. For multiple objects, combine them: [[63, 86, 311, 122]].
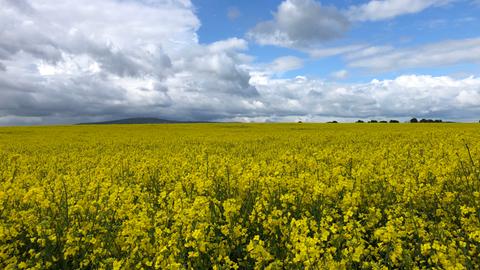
[[0, 124, 479, 269]]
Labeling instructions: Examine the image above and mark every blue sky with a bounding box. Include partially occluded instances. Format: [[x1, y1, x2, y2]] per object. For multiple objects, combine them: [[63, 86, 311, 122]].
[[0, 0, 479, 125], [194, 0, 480, 82]]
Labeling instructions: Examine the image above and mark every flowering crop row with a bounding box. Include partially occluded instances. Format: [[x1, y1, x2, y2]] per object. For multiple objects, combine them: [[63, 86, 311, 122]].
[[0, 124, 479, 269]]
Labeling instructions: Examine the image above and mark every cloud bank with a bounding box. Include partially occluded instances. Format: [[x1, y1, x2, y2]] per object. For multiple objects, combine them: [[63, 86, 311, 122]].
[[0, 0, 259, 124], [0, 0, 479, 125], [249, 74, 480, 122]]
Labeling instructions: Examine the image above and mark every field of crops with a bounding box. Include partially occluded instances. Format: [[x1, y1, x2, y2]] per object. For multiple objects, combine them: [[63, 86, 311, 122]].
[[0, 123, 479, 269]]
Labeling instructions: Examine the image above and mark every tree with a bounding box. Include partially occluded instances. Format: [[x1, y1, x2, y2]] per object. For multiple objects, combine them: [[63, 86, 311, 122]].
[[420, 119, 434, 123], [410, 118, 418, 123], [356, 120, 364, 123], [389, 120, 399, 123]]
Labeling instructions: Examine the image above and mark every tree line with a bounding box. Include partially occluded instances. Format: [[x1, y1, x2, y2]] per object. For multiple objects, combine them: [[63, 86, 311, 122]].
[[322, 118, 454, 123], [300, 118, 480, 124]]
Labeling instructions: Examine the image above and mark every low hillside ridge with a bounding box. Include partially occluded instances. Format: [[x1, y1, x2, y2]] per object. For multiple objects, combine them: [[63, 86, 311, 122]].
[[78, 117, 209, 125]]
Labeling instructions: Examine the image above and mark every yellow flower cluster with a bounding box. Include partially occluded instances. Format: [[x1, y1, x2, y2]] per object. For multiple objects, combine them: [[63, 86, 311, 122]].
[[0, 123, 479, 269]]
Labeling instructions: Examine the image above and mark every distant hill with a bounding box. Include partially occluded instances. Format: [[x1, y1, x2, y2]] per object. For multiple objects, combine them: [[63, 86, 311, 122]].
[[78, 117, 209, 125]]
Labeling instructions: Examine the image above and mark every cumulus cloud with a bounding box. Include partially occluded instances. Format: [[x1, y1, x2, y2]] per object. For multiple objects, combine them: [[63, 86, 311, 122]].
[[168, 39, 258, 98], [348, 38, 480, 71], [0, 0, 262, 124], [247, 0, 452, 49], [1, 0, 479, 125], [249, 73, 480, 121], [347, 0, 453, 21], [247, 0, 349, 49]]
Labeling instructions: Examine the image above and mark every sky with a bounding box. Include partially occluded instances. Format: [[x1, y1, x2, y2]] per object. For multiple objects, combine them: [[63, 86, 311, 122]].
[[0, 0, 479, 125]]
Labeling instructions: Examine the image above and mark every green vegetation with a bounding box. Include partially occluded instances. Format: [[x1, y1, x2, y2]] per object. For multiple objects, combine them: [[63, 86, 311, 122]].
[[1, 124, 479, 269]]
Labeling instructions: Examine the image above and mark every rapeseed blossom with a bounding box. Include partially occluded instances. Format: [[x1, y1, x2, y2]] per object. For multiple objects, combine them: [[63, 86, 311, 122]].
[[0, 123, 479, 269]]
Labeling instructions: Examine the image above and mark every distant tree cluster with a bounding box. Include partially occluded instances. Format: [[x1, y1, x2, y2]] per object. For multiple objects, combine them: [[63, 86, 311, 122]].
[[355, 120, 400, 123], [410, 118, 443, 123], [321, 118, 460, 123]]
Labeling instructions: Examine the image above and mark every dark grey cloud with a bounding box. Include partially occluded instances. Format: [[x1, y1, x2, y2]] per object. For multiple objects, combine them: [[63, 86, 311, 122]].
[[3, 0, 35, 14], [247, 0, 350, 48], [0, 32, 63, 64], [0, 72, 126, 117]]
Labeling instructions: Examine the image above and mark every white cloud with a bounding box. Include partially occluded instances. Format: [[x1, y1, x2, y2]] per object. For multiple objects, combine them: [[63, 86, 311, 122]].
[[208, 38, 248, 52], [247, 0, 349, 49], [307, 44, 367, 58], [246, 0, 455, 50], [248, 73, 480, 121], [456, 89, 480, 106], [269, 56, 304, 73], [347, 0, 452, 21], [1, 0, 479, 125], [344, 46, 394, 61], [0, 0, 264, 124], [330, 70, 348, 79], [348, 38, 480, 71]]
